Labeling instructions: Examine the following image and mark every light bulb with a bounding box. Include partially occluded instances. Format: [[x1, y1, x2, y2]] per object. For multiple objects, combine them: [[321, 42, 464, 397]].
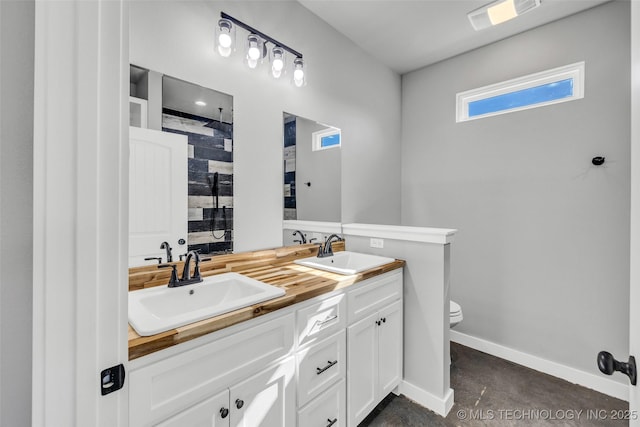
[[248, 46, 260, 60], [216, 19, 234, 57], [293, 58, 305, 87], [273, 58, 284, 72], [218, 32, 232, 48]]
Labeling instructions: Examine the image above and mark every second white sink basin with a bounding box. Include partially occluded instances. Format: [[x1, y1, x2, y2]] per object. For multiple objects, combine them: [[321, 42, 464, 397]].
[[129, 272, 286, 336], [294, 251, 395, 275]]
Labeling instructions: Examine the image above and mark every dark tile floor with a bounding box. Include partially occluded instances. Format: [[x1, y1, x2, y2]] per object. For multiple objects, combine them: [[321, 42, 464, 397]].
[[360, 343, 629, 426]]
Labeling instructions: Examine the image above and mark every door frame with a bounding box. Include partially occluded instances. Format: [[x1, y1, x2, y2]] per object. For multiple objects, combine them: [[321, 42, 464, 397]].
[[32, 1, 129, 425], [630, 1, 639, 424]]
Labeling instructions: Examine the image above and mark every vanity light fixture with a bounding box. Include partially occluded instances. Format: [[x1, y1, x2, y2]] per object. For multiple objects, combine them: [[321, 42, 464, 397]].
[[216, 18, 235, 57], [293, 57, 306, 87], [216, 12, 306, 86], [270, 46, 285, 79], [245, 34, 264, 69], [468, 0, 541, 31]]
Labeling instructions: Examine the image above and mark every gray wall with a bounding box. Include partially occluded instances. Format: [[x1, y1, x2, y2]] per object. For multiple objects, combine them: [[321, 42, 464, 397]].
[[130, 0, 402, 252], [0, 0, 34, 425], [401, 1, 630, 382], [296, 117, 341, 222]]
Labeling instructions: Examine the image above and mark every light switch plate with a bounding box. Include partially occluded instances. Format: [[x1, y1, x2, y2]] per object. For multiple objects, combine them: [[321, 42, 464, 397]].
[[370, 238, 384, 248]]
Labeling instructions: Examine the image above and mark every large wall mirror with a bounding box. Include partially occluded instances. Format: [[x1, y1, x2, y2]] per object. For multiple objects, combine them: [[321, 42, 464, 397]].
[[283, 113, 341, 222], [129, 65, 234, 267]]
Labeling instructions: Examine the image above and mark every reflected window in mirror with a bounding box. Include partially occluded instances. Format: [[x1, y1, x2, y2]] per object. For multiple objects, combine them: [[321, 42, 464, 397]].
[[283, 113, 341, 223], [312, 128, 341, 151]]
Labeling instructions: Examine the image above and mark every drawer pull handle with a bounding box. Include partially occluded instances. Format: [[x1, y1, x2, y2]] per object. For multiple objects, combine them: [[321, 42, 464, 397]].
[[314, 314, 338, 328], [316, 360, 338, 375], [235, 399, 244, 409], [220, 407, 229, 418], [326, 418, 338, 427]]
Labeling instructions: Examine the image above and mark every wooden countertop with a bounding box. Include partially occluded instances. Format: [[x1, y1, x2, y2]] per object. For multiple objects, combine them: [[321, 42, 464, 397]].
[[128, 243, 405, 360]]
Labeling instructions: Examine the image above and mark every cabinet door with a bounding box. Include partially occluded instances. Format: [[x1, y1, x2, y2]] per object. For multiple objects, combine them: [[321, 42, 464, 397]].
[[347, 312, 378, 427], [230, 357, 295, 427], [156, 389, 230, 427], [377, 300, 403, 397]]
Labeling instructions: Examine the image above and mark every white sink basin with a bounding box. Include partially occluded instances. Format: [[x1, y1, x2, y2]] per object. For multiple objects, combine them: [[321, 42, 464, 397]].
[[294, 251, 396, 275], [129, 272, 286, 336]]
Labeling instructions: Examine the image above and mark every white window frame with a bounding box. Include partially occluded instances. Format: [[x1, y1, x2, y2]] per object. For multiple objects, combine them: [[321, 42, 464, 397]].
[[456, 61, 585, 123], [312, 127, 341, 151]]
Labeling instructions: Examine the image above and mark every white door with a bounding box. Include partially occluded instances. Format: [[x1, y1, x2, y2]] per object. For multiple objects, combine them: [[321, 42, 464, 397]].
[[230, 357, 296, 427], [156, 389, 230, 427], [631, 1, 640, 423], [378, 300, 403, 397], [347, 312, 378, 427], [129, 127, 188, 266]]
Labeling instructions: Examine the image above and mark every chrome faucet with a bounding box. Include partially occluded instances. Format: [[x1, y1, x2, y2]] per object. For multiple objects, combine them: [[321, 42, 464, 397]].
[[292, 230, 307, 244], [317, 234, 343, 258]]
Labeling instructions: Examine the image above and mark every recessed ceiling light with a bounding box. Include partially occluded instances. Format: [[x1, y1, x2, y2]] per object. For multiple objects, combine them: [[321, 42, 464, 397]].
[[195, 100, 207, 106]]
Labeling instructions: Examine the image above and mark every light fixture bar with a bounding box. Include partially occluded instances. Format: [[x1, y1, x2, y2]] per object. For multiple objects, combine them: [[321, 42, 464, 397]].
[[221, 12, 303, 59]]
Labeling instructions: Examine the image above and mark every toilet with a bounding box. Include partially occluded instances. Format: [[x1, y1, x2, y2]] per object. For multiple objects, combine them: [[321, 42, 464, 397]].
[[450, 300, 463, 328]]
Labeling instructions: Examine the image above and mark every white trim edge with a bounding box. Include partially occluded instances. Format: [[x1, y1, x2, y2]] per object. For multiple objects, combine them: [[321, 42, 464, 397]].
[[342, 223, 457, 244], [450, 330, 629, 402], [282, 220, 342, 234], [399, 381, 454, 417]]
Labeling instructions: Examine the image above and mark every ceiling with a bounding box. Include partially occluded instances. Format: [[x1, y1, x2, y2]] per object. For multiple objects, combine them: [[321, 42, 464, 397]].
[[298, 0, 611, 74], [163, 75, 234, 124]]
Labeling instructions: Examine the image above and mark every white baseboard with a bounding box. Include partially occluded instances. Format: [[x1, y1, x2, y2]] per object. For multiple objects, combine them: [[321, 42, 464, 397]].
[[450, 330, 629, 402], [399, 380, 454, 417]]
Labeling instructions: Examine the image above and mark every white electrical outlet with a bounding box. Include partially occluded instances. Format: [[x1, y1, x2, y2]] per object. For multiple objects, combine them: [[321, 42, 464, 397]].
[[370, 238, 384, 249]]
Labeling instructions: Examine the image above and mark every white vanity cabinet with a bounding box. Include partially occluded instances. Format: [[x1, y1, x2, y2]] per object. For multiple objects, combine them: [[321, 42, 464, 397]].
[[346, 271, 403, 427], [129, 313, 295, 426], [156, 358, 295, 427], [129, 269, 403, 427]]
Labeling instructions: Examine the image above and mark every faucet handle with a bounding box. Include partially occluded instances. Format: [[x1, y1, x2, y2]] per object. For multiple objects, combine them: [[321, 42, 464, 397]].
[[158, 264, 179, 287]]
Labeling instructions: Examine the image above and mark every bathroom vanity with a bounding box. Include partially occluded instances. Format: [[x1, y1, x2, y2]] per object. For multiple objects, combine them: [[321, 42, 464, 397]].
[[127, 243, 404, 426]]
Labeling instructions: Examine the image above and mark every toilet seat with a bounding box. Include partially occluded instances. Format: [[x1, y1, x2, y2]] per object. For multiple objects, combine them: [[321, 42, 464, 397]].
[[450, 300, 463, 327], [450, 300, 462, 316]]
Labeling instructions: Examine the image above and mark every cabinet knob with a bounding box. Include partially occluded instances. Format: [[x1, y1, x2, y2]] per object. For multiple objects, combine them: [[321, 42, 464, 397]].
[[220, 407, 229, 418], [382, 317, 386, 323], [376, 320, 381, 326], [235, 398, 244, 409]]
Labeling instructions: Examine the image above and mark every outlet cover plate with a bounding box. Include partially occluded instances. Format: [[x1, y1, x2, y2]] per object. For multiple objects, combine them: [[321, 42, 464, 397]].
[[370, 238, 384, 249]]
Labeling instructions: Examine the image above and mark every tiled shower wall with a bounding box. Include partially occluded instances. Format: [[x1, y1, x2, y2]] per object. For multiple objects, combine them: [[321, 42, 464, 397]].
[[283, 117, 296, 220], [163, 109, 234, 255]]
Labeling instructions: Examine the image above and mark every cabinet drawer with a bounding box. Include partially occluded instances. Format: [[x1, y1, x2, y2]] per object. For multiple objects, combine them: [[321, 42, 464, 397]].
[[130, 313, 294, 426], [347, 271, 402, 324], [296, 293, 346, 347], [298, 379, 346, 427], [297, 330, 346, 407]]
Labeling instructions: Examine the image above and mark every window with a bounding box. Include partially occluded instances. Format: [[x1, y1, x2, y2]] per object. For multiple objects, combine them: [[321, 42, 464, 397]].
[[312, 127, 341, 151], [456, 62, 585, 122]]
